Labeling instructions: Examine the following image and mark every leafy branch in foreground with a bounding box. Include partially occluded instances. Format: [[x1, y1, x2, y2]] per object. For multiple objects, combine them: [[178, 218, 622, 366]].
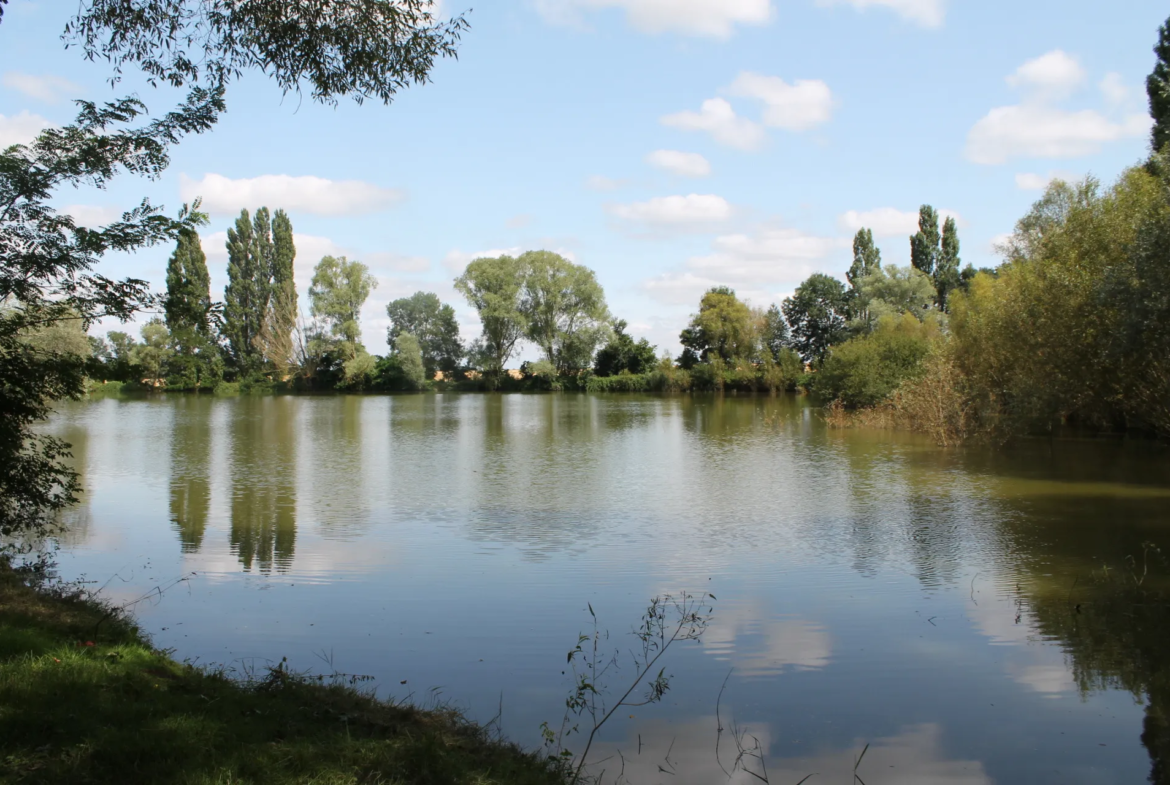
[[0, 92, 220, 538], [541, 591, 715, 785]]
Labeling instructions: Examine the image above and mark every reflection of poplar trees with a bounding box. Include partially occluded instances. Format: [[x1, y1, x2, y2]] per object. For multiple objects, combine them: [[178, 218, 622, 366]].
[[229, 399, 297, 572], [169, 400, 211, 553]]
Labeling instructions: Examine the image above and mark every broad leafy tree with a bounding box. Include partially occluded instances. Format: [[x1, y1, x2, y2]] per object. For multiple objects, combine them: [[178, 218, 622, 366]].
[[520, 251, 610, 374], [593, 320, 657, 377], [455, 254, 529, 383], [309, 255, 376, 358], [782, 274, 849, 363], [679, 286, 758, 363], [393, 332, 426, 390], [386, 291, 463, 376]]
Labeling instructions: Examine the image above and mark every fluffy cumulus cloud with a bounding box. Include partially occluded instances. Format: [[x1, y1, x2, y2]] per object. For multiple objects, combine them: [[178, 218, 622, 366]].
[[965, 105, 1150, 165], [660, 98, 766, 151], [837, 207, 962, 237], [966, 51, 1149, 165], [180, 173, 404, 216], [534, 0, 773, 38], [814, 0, 946, 28], [2, 72, 83, 103], [642, 225, 847, 305], [609, 193, 732, 224], [645, 149, 712, 177], [0, 110, 53, 148], [1006, 50, 1086, 98], [729, 72, 834, 131]]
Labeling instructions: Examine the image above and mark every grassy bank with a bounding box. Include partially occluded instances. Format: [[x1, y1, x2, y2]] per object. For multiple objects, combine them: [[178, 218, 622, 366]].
[[0, 561, 565, 785]]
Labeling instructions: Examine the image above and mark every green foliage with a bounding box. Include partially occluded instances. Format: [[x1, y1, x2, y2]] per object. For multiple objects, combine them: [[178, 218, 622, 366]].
[[593, 320, 656, 376], [521, 251, 610, 373], [309, 255, 376, 358], [1150, 15, 1170, 154], [761, 304, 790, 361], [680, 287, 758, 363], [847, 228, 882, 290], [937, 216, 962, 309], [223, 208, 271, 375], [213, 381, 240, 396], [850, 264, 937, 332], [262, 209, 298, 375], [910, 205, 940, 278], [68, 0, 470, 108], [455, 254, 528, 384], [132, 318, 173, 383], [782, 273, 849, 363], [386, 291, 463, 375], [393, 332, 426, 390], [816, 313, 940, 408], [341, 351, 377, 390], [164, 228, 220, 389]]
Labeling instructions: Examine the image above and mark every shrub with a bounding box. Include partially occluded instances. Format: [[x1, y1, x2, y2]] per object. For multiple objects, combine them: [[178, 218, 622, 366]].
[[815, 313, 939, 408]]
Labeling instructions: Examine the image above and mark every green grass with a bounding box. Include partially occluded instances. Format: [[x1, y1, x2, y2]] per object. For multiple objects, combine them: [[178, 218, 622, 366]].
[[0, 562, 566, 785]]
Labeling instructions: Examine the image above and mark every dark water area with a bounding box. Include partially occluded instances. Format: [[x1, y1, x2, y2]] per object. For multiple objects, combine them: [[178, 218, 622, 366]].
[[44, 393, 1170, 784]]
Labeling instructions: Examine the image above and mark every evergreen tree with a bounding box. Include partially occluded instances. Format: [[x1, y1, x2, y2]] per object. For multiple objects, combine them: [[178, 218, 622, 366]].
[[1149, 15, 1170, 154], [936, 217, 962, 310], [223, 208, 274, 376], [910, 205, 940, 278], [163, 228, 219, 389]]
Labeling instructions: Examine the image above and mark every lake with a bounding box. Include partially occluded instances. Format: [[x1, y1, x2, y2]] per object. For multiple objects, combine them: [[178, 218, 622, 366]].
[[44, 393, 1170, 784]]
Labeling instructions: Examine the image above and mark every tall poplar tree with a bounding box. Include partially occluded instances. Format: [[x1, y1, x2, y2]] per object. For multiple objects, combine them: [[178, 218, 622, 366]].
[[259, 209, 298, 374], [847, 228, 882, 288], [223, 208, 275, 376], [936, 217, 962, 310], [1149, 15, 1170, 154], [164, 228, 219, 388], [910, 205, 940, 278]]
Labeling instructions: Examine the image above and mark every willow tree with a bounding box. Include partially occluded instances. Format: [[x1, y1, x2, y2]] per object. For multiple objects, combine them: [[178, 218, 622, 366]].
[[455, 254, 529, 384], [520, 250, 610, 374], [309, 255, 376, 358], [0, 0, 469, 535]]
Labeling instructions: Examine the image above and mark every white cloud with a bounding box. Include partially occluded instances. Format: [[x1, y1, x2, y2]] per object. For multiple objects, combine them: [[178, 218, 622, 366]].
[[1006, 50, 1086, 98], [1014, 170, 1078, 191], [645, 149, 711, 177], [62, 205, 122, 226], [1099, 72, 1129, 107], [729, 72, 834, 131], [2, 72, 83, 103], [609, 193, 732, 224], [0, 110, 52, 149], [838, 207, 963, 237], [642, 225, 847, 305], [442, 247, 524, 275], [660, 98, 766, 151], [965, 104, 1150, 165], [814, 0, 945, 28], [179, 173, 404, 216], [534, 0, 773, 38], [585, 174, 628, 191]]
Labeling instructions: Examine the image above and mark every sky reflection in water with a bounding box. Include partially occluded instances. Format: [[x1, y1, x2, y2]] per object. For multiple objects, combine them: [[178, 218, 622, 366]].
[[46, 393, 1170, 784]]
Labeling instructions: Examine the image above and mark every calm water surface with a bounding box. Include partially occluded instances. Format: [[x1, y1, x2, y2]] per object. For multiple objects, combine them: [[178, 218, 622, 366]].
[[45, 393, 1170, 784]]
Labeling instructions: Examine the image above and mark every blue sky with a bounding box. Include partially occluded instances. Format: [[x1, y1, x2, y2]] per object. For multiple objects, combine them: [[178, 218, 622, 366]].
[[1, 0, 1165, 358]]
